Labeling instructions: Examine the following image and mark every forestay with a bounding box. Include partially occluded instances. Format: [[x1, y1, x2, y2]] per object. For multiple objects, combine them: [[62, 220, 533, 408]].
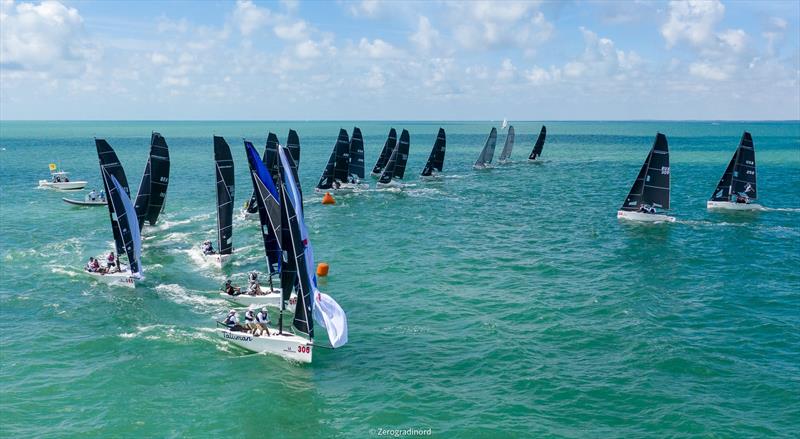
[[498, 125, 515, 162], [213, 136, 235, 255], [134, 132, 170, 228], [421, 128, 446, 177], [528, 126, 547, 160], [371, 128, 397, 176], [95, 138, 130, 256], [620, 133, 671, 211]]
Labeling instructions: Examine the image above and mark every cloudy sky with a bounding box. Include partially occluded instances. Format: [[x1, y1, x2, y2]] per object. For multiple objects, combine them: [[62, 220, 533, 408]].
[[1, 0, 798, 120]]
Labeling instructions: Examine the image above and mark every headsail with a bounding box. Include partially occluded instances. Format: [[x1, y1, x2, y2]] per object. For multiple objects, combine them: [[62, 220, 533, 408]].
[[528, 125, 547, 160], [107, 174, 142, 276], [498, 125, 515, 162], [245, 141, 281, 274], [371, 128, 397, 176], [349, 127, 366, 181], [710, 147, 737, 202], [95, 138, 130, 256], [378, 129, 410, 184], [279, 146, 348, 347], [421, 128, 446, 177], [245, 134, 279, 214], [474, 127, 498, 168], [214, 136, 235, 255], [316, 129, 350, 189], [620, 133, 671, 211], [731, 132, 757, 200]]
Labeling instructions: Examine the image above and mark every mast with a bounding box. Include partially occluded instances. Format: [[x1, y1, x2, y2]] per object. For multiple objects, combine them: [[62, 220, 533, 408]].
[[371, 128, 397, 176], [528, 126, 547, 160], [421, 128, 446, 177], [214, 136, 235, 255], [474, 128, 498, 167], [620, 133, 670, 211], [95, 138, 130, 256], [349, 127, 366, 181], [498, 125, 515, 161]]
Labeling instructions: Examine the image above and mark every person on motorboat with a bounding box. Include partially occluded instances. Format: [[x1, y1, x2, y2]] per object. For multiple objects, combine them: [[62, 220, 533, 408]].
[[54, 174, 61, 183], [255, 307, 271, 337], [223, 279, 242, 296], [99, 190, 106, 201], [88, 189, 98, 201], [106, 252, 118, 272], [223, 310, 246, 332], [246, 271, 263, 296], [202, 240, 216, 255]]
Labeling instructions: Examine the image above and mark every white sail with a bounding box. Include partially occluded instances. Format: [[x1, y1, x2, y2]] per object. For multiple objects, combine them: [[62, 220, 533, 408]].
[[501, 118, 508, 130]]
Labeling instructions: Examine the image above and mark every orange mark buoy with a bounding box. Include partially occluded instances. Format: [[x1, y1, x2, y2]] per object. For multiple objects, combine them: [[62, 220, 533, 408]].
[[316, 262, 329, 277], [322, 192, 336, 205]]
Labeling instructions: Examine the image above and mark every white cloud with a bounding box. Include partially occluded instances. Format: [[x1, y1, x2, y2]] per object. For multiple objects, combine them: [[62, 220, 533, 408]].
[[450, 2, 553, 52], [0, 0, 95, 73], [358, 38, 395, 58], [661, 0, 725, 48], [274, 20, 309, 41], [523, 66, 560, 85], [232, 0, 271, 36], [688, 61, 729, 81], [496, 58, 516, 81], [151, 52, 170, 65], [364, 66, 385, 89], [348, 0, 381, 18], [295, 39, 321, 59], [717, 29, 747, 53], [410, 16, 439, 52]]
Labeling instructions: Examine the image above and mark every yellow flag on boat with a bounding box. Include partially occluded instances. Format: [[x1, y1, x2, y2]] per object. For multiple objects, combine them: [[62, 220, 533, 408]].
[[49, 163, 57, 171]]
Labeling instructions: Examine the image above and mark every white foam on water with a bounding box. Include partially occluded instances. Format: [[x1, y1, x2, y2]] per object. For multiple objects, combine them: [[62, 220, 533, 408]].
[[50, 266, 80, 277], [763, 207, 800, 212], [155, 283, 226, 311]]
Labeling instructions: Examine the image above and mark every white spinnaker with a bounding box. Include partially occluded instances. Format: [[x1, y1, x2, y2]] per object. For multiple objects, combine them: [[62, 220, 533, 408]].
[[278, 146, 348, 348]]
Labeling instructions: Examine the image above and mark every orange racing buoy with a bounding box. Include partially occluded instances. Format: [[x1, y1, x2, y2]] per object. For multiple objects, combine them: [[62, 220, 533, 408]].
[[316, 262, 329, 277], [322, 192, 336, 205]]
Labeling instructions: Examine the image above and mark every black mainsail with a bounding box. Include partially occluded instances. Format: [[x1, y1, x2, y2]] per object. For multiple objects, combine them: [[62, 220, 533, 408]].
[[95, 138, 130, 256], [349, 127, 366, 181], [528, 126, 547, 160], [379, 129, 410, 184], [316, 129, 351, 190], [245, 141, 281, 274], [474, 127, 498, 167], [134, 132, 170, 228], [214, 136, 235, 255], [371, 128, 397, 176], [106, 172, 142, 275], [498, 125, 515, 162], [245, 134, 280, 214], [421, 128, 446, 177], [711, 132, 757, 202], [620, 133, 671, 211]]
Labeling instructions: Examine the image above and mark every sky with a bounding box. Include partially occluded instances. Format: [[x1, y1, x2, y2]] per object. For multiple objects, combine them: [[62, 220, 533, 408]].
[[0, 0, 798, 120]]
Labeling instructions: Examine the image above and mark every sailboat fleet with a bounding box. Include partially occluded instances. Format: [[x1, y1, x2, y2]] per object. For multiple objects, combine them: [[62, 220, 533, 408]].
[[54, 122, 769, 363]]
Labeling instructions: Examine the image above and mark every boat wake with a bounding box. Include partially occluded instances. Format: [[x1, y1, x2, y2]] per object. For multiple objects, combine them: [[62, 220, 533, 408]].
[[119, 324, 220, 345], [155, 283, 227, 312], [762, 207, 800, 212]]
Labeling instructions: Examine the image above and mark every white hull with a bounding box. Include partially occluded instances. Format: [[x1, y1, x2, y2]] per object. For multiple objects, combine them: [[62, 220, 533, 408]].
[[527, 159, 546, 164], [617, 210, 676, 223], [220, 290, 297, 312], [376, 180, 403, 189], [473, 164, 494, 170], [63, 197, 106, 206], [706, 201, 763, 211], [39, 180, 87, 191], [240, 208, 259, 220], [314, 183, 369, 193], [217, 328, 312, 363], [420, 172, 441, 181], [85, 270, 137, 288]]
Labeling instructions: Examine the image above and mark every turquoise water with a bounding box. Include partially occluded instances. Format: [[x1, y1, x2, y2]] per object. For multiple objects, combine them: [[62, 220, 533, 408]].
[[1, 121, 799, 438]]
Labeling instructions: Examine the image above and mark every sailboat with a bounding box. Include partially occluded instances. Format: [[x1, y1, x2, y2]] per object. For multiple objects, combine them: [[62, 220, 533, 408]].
[[220, 141, 289, 309], [38, 163, 87, 191], [345, 127, 369, 189], [315, 129, 356, 192], [371, 128, 397, 177], [501, 118, 508, 130], [473, 127, 498, 169], [420, 128, 446, 179], [242, 133, 280, 219], [617, 133, 675, 223], [218, 145, 348, 363], [208, 136, 234, 267], [133, 132, 170, 228], [87, 139, 143, 288], [286, 129, 302, 191], [707, 132, 762, 211], [528, 125, 547, 162], [498, 125, 515, 164], [376, 129, 410, 188]]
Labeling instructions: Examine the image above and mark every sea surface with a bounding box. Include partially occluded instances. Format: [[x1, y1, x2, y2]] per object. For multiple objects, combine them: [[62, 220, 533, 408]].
[[1, 121, 799, 438]]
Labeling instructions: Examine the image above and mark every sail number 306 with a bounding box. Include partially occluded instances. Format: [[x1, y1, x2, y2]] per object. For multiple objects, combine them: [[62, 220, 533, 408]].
[[297, 345, 311, 354]]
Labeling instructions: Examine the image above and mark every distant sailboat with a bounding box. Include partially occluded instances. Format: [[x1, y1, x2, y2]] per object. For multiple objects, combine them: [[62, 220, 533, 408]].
[[377, 129, 410, 188], [528, 126, 547, 161], [501, 118, 508, 130], [371, 128, 397, 177], [134, 132, 170, 228], [498, 125, 515, 163], [343, 126, 369, 190], [87, 139, 142, 288], [210, 136, 234, 267], [473, 128, 498, 169], [617, 133, 675, 223], [420, 128, 446, 179], [316, 129, 364, 192], [707, 132, 761, 211]]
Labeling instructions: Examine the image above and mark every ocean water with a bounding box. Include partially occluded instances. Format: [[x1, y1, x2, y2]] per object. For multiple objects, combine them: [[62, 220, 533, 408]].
[[0, 121, 798, 438]]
